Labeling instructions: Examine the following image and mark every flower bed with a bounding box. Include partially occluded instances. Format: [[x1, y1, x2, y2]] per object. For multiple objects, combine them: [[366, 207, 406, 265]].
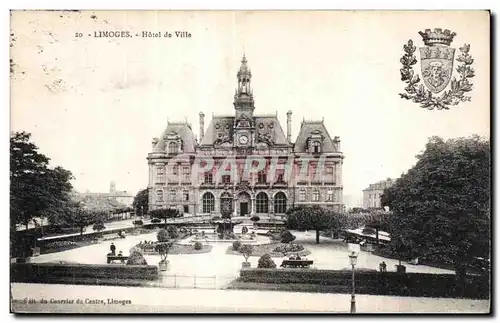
[[226, 243, 310, 257], [41, 240, 95, 255], [133, 242, 212, 255]]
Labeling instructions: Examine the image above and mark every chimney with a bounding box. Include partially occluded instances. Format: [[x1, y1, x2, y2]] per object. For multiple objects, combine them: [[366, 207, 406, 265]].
[[199, 112, 205, 143], [286, 110, 292, 143]]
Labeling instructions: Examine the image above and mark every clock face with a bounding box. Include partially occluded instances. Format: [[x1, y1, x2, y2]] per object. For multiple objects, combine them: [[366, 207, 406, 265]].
[[239, 135, 249, 145]]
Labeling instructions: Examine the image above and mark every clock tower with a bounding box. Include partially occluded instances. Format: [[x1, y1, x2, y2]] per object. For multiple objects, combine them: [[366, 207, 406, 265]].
[[233, 54, 255, 148]]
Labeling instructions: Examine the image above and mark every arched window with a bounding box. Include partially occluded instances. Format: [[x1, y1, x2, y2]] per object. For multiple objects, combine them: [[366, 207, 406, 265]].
[[202, 192, 215, 213], [274, 192, 287, 214], [256, 192, 269, 213], [168, 141, 178, 154], [312, 141, 321, 154]]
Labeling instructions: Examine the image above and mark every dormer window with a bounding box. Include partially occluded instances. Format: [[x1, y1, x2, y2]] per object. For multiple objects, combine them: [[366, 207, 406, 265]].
[[312, 141, 321, 154], [168, 142, 178, 154], [307, 130, 324, 154]]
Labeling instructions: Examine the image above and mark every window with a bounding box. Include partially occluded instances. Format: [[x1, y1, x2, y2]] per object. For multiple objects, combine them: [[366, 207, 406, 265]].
[[299, 189, 306, 201], [156, 166, 165, 184], [156, 189, 164, 202], [183, 205, 189, 213], [257, 171, 267, 184], [326, 166, 333, 174], [202, 192, 215, 213], [312, 141, 321, 154], [169, 190, 176, 201], [312, 189, 320, 201], [274, 192, 287, 214], [173, 165, 179, 175], [182, 166, 190, 181], [256, 192, 269, 213], [183, 190, 189, 201], [204, 172, 213, 184], [168, 141, 179, 154], [222, 175, 231, 184], [326, 189, 334, 202], [276, 169, 285, 183]]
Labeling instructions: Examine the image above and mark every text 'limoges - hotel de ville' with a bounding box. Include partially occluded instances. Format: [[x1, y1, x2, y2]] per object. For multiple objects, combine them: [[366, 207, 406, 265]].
[[147, 55, 344, 218]]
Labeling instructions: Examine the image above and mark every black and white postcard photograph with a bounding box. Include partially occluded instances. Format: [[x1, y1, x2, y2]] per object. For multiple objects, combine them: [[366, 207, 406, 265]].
[[8, 9, 491, 314]]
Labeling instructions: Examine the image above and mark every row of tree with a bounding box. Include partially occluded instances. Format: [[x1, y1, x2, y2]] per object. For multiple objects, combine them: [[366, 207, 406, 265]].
[[285, 205, 389, 244], [285, 135, 490, 276], [10, 132, 142, 257]]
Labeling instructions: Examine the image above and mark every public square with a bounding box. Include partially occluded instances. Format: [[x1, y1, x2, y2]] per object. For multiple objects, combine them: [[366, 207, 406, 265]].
[[29, 228, 454, 285]]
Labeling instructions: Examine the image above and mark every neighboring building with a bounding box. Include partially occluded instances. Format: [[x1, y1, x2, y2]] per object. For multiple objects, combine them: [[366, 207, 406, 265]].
[[362, 178, 395, 209], [147, 55, 344, 217], [73, 181, 134, 211]]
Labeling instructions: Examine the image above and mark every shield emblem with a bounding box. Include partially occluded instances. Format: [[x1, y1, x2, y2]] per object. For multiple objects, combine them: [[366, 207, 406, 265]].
[[419, 46, 455, 93]]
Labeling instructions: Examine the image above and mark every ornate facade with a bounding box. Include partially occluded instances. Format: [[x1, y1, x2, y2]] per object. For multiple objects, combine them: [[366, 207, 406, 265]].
[[147, 55, 344, 218]]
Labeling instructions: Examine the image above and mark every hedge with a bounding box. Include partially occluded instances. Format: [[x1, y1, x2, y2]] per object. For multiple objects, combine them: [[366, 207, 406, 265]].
[[239, 268, 490, 299], [11, 263, 158, 283]]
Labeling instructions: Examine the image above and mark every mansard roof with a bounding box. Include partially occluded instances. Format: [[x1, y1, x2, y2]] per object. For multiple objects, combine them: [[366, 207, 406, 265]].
[[254, 115, 288, 146], [200, 116, 233, 146], [199, 114, 289, 146], [293, 120, 338, 153], [152, 121, 197, 153]]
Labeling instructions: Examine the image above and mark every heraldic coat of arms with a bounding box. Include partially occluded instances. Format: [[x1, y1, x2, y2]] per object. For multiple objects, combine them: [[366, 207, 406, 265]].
[[399, 28, 475, 110]]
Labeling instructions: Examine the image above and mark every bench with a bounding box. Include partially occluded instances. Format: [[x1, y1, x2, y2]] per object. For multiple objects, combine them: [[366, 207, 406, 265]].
[[107, 255, 129, 264], [280, 259, 314, 268]]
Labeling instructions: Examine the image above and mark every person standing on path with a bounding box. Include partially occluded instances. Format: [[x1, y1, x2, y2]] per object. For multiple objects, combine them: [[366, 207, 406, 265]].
[[110, 243, 116, 255]]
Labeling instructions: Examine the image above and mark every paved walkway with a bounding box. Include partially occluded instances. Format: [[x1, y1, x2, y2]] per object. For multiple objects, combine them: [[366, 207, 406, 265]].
[[10, 283, 490, 313], [30, 230, 453, 276]]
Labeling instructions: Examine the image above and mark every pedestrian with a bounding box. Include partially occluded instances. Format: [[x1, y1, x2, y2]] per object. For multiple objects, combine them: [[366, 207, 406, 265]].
[[110, 242, 116, 255]]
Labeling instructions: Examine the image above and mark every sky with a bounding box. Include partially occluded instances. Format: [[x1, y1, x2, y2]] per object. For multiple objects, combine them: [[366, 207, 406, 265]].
[[10, 10, 490, 206]]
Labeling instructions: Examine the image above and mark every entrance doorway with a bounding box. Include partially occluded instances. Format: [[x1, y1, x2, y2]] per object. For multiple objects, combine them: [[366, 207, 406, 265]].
[[240, 202, 249, 217]]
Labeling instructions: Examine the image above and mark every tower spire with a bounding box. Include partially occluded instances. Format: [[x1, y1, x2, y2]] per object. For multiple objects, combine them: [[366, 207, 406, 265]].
[[233, 54, 255, 117]]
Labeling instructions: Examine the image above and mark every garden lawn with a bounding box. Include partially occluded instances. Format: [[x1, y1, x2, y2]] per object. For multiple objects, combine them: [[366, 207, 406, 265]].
[[169, 243, 212, 255], [226, 243, 311, 257], [41, 240, 96, 255]]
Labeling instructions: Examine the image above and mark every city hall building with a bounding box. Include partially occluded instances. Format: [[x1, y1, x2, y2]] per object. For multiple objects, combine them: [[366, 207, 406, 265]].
[[147, 55, 344, 218]]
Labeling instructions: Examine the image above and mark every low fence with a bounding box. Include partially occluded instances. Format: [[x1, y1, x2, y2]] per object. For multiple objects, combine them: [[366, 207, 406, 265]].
[[156, 274, 238, 289], [10, 263, 238, 290]]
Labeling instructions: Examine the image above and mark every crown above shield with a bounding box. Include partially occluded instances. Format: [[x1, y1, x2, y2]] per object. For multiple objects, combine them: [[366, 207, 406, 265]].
[[418, 28, 456, 46]]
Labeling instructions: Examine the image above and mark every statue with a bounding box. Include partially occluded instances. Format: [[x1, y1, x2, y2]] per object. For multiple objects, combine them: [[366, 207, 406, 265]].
[[256, 132, 274, 146]]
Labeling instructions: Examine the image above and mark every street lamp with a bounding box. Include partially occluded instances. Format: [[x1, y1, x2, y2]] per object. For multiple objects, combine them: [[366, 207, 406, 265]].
[[348, 250, 359, 313]]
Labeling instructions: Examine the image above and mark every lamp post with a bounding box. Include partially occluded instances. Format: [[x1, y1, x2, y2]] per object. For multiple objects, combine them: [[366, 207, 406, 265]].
[[348, 251, 358, 313]]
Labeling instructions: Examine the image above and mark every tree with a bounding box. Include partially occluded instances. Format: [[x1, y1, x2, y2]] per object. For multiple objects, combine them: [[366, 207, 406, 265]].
[[240, 244, 253, 263], [286, 205, 336, 244], [92, 219, 106, 234], [364, 212, 392, 245], [381, 136, 490, 277], [60, 204, 101, 236], [150, 208, 180, 228], [10, 132, 74, 232], [155, 241, 173, 264], [133, 189, 149, 217]]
